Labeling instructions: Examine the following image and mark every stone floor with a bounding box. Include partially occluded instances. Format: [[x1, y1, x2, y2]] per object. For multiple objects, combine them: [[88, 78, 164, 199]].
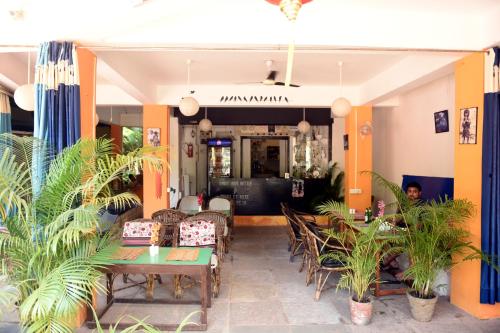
[[2, 226, 500, 332]]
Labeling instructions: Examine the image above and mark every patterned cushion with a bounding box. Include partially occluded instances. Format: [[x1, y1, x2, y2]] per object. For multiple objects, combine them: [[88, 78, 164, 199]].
[[179, 219, 216, 246], [122, 221, 154, 246]]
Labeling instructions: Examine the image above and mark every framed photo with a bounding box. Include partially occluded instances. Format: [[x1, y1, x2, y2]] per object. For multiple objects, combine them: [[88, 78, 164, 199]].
[[459, 107, 478, 144], [147, 128, 161, 147], [343, 134, 349, 150], [434, 110, 449, 133]]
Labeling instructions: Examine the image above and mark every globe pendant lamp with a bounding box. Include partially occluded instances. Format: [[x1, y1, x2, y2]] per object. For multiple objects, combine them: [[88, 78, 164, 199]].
[[199, 107, 212, 132], [331, 61, 352, 118], [297, 107, 310, 134], [179, 59, 200, 117], [14, 52, 34, 111]]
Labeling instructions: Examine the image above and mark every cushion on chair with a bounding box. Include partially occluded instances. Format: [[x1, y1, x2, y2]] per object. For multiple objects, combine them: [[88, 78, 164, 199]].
[[321, 257, 345, 268], [179, 219, 216, 246], [122, 221, 156, 246]]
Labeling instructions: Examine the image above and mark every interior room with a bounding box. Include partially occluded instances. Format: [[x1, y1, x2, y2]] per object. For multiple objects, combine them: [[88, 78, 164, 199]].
[[1, 0, 500, 332]]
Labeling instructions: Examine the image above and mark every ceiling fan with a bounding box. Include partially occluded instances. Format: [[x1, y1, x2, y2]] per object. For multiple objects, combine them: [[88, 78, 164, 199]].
[[238, 60, 300, 87]]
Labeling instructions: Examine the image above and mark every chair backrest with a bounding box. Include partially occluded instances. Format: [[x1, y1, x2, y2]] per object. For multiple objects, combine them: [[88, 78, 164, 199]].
[[209, 197, 231, 211], [281, 203, 300, 242], [115, 206, 143, 228], [177, 196, 201, 211], [122, 218, 165, 246], [151, 209, 187, 245], [173, 212, 225, 254]]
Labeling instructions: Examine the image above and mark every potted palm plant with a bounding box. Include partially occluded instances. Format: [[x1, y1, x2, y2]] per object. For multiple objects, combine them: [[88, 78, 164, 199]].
[[371, 173, 483, 322], [0, 134, 162, 332], [317, 201, 401, 325]]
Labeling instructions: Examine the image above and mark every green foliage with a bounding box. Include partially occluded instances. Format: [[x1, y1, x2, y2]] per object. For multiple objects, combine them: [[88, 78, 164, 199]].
[[317, 201, 402, 302], [309, 163, 345, 210], [0, 134, 162, 333], [369, 171, 483, 299], [91, 308, 200, 332], [122, 127, 143, 155]]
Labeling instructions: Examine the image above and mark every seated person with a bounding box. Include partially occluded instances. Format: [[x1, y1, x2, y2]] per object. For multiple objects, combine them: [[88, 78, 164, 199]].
[[383, 181, 422, 280]]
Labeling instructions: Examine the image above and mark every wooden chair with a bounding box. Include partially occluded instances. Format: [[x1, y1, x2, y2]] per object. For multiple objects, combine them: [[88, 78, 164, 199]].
[[151, 209, 187, 246], [304, 224, 351, 300], [208, 197, 233, 253], [281, 203, 303, 262], [172, 212, 225, 298]]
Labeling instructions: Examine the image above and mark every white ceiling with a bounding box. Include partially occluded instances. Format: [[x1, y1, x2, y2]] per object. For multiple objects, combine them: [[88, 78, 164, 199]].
[[1, 0, 499, 108], [95, 50, 406, 86]]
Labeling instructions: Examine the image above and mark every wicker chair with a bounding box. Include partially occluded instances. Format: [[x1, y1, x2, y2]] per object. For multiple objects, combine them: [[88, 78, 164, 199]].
[[304, 224, 351, 300], [208, 197, 234, 253], [281, 203, 303, 262], [115, 206, 143, 228], [151, 209, 187, 246], [172, 212, 225, 298], [120, 218, 163, 299]]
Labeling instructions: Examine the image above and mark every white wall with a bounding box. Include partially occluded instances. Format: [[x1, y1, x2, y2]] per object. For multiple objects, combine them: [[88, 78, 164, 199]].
[[169, 117, 180, 207], [332, 117, 345, 171], [372, 74, 455, 206]]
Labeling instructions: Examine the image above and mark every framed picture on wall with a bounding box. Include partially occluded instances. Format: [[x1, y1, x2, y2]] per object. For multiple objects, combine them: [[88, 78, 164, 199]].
[[147, 128, 161, 147], [434, 110, 449, 133], [459, 107, 478, 144]]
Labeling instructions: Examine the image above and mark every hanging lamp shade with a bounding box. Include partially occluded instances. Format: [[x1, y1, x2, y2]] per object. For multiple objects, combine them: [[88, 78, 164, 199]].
[[179, 96, 199, 116], [331, 97, 352, 118], [266, 0, 313, 21], [199, 118, 212, 132], [298, 120, 310, 134], [14, 84, 34, 111]]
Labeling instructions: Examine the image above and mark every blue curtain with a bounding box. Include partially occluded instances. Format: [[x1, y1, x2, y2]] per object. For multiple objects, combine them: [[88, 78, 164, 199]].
[[33, 41, 80, 194], [34, 41, 80, 153], [480, 47, 500, 304], [0, 92, 11, 134]]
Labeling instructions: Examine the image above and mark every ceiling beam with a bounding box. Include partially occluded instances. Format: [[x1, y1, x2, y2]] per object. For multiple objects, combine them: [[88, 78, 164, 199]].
[[96, 53, 156, 104], [0, 53, 27, 91], [358, 54, 462, 105]]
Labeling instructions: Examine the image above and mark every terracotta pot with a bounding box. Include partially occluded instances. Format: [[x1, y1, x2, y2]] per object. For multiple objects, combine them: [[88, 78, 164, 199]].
[[407, 291, 438, 322], [349, 297, 373, 325]]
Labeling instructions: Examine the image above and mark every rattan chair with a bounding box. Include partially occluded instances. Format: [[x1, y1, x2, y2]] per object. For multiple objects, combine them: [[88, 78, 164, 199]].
[[119, 218, 163, 299], [172, 212, 225, 298], [281, 203, 303, 262], [208, 197, 233, 253], [304, 224, 351, 300], [151, 209, 187, 246]]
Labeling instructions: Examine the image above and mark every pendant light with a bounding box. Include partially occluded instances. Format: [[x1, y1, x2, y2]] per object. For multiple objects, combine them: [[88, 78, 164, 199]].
[[179, 59, 199, 116], [14, 52, 34, 111], [331, 61, 352, 118], [297, 107, 310, 134], [199, 107, 212, 132]]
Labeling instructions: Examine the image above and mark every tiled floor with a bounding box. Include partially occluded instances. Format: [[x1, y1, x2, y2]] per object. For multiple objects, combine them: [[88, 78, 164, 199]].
[[2, 226, 500, 332]]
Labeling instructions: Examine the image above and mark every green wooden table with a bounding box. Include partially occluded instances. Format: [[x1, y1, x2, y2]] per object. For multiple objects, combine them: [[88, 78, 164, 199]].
[[86, 246, 213, 331]]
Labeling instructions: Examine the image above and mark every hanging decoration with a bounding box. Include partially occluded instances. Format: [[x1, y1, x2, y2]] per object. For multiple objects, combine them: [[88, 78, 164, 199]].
[[14, 52, 34, 111], [199, 107, 212, 132], [331, 61, 352, 117], [297, 107, 310, 134], [266, 0, 313, 87], [179, 59, 199, 116]]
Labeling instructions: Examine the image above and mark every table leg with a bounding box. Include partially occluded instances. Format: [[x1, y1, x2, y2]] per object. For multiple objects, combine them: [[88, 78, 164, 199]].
[[207, 265, 212, 308], [200, 266, 208, 327]]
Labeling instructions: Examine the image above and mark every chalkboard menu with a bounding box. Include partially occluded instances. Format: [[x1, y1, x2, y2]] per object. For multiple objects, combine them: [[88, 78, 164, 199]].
[[209, 178, 331, 215], [209, 178, 293, 215]]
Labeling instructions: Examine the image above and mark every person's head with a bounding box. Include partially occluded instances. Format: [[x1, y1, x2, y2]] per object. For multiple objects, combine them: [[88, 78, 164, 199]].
[[406, 181, 422, 201], [464, 109, 470, 118]]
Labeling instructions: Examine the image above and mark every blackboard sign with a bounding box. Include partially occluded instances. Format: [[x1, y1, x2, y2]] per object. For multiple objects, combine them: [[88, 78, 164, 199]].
[[209, 178, 293, 215]]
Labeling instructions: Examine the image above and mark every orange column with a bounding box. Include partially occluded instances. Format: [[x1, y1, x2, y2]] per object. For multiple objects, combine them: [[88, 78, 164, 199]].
[[451, 53, 500, 318], [344, 106, 372, 212], [110, 124, 122, 153], [77, 48, 97, 140], [75, 47, 97, 328], [143, 105, 170, 217]]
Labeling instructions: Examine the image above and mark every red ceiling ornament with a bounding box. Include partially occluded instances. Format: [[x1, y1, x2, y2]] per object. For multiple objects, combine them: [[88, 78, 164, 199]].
[[266, 0, 313, 21]]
